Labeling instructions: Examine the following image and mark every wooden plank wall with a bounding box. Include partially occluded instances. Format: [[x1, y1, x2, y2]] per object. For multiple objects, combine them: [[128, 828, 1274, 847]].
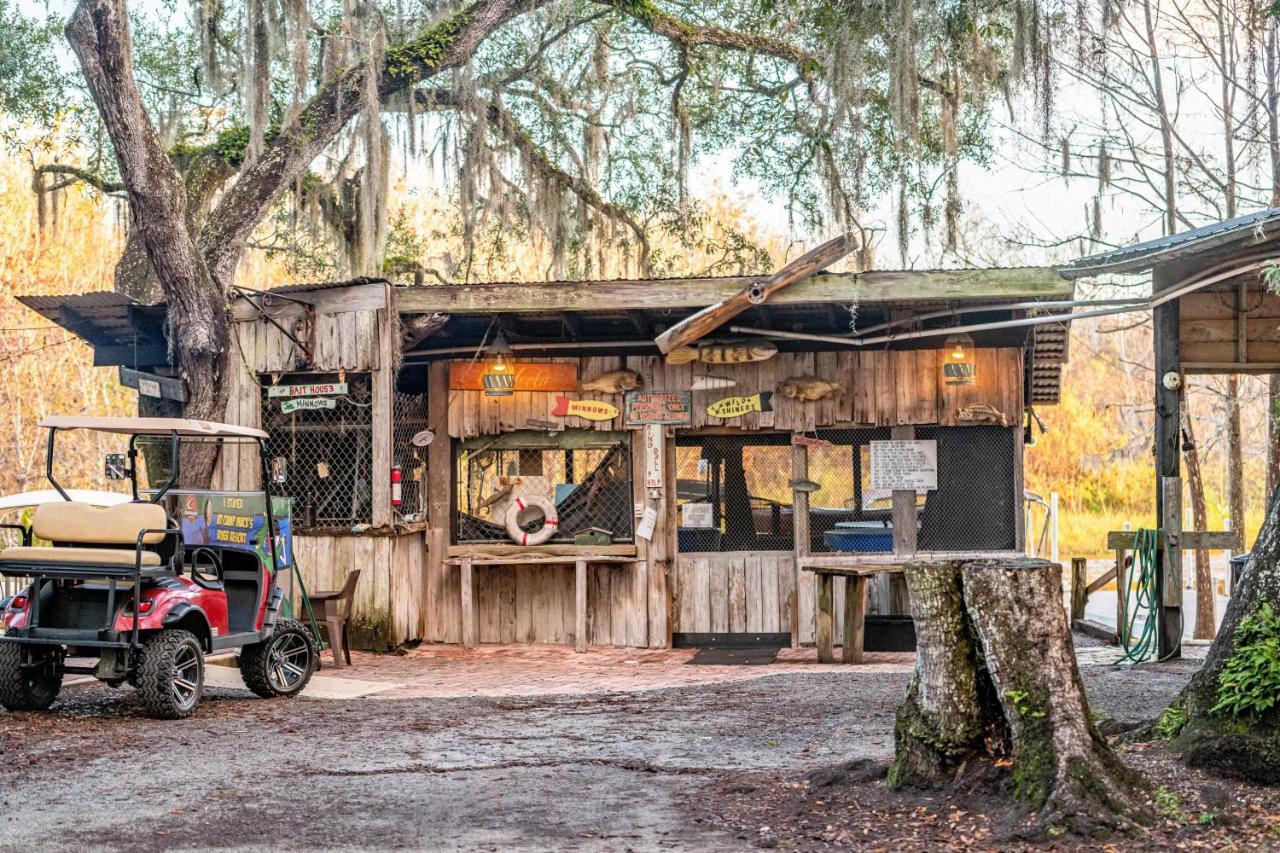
[[673, 553, 795, 635], [290, 531, 425, 650], [446, 349, 1024, 437], [1180, 285, 1280, 366]]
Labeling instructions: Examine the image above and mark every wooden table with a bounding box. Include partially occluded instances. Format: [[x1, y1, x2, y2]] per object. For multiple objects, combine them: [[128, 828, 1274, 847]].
[[444, 554, 636, 652], [800, 551, 1025, 664]]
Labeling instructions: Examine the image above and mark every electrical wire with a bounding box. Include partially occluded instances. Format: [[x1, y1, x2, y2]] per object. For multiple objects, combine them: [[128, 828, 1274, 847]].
[[0, 337, 75, 365]]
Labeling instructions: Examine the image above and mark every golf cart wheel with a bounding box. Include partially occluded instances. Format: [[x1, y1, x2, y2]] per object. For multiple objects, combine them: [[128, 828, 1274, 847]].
[[0, 643, 62, 712], [136, 629, 204, 719], [239, 619, 316, 699]]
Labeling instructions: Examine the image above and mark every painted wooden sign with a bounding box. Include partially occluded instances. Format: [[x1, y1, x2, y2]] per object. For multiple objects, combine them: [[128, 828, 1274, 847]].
[[792, 434, 834, 448], [706, 392, 773, 419], [266, 381, 348, 398], [281, 397, 337, 414], [643, 424, 665, 489], [449, 361, 578, 392], [624, 391, 692, 426], [551, 396, 619, 421]]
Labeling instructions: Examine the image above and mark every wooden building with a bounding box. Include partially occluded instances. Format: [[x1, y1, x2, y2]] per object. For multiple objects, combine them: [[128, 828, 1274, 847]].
[[21, 265, 1072, 652]]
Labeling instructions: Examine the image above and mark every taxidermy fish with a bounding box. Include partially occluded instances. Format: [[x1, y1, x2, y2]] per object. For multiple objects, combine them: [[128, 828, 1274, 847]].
[[580, 369, 643, 394], [690, 375, 736, 391], [551, 396, 620, 421], [776, 376, 844, 401], [706, 392, 773, 419], [789, 479, 822, 493], [666, 343, 778, 365]]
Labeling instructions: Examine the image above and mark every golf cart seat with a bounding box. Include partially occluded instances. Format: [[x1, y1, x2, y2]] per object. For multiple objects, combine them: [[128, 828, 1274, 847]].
[[0, 501, 170, 571]]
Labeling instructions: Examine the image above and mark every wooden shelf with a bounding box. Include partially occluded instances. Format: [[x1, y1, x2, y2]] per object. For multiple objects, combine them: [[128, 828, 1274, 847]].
[[447, 543, 636, 560]]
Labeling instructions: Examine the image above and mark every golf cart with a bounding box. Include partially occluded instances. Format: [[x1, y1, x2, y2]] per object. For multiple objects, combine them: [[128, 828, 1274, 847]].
[[0, 416, 316, 718]]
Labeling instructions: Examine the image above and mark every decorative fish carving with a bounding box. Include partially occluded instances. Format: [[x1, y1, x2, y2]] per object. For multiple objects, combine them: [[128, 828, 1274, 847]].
[[666, 343, 778, 365], [551, 396, 619, 421], [689, 375, 736, 391], [956, 403, 1009, 427], [776, 376, 844, 401], [789, 479, 822, 493], [706, 392, 773, 419], [580, 369, 643, 394], [792, 434, 834, 448]]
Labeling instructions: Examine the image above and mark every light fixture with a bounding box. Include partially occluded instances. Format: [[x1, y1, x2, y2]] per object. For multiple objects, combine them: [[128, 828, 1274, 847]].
[[942, 333, 976, 386], [490, 330, 512, 373]]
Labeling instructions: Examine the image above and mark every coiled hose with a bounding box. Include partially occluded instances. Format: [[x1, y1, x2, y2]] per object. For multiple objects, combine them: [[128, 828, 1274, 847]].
[[1116, 527, 1182, 663]]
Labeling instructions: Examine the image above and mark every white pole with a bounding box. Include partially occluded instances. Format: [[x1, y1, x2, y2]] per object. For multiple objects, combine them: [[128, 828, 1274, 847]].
[[1050, 492, 1060, 564]]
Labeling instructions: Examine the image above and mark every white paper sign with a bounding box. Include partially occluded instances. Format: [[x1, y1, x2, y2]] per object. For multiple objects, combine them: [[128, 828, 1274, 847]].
[[137, 377, 162, 398], [643, 424, 664, 489], [636, 505, 658, 541], [681, 502, 714, 528], [870, 440, 938, 492]]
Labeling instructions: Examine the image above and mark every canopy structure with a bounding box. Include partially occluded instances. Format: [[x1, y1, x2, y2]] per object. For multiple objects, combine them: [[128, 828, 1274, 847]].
[[0, 489, 132, 511], [39, 416, 268, 439]]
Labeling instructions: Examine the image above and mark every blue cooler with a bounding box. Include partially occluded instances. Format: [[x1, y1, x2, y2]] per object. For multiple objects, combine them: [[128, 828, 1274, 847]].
[[823, 521, 893, 553]]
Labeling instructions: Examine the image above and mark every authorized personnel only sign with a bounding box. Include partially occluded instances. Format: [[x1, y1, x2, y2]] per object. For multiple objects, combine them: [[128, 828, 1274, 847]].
[[869, 440, 938, 491]]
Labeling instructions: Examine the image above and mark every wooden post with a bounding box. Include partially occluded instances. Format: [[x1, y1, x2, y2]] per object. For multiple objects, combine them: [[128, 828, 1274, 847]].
[[575, 559, 588, 653], [1070, 557, 1088, 623], [371, 285, 395, 528], [426, 361, 453, 642], [842, 575, 867, 664], [889, 425, 916, 614], [1160, 475, 1184, 658], [1115, 549, 1129, 647], [791, 442, 810, 648], [816, 572, 834, 663], [1153, 273, 1182, 660], [460, 556, 476, 648]]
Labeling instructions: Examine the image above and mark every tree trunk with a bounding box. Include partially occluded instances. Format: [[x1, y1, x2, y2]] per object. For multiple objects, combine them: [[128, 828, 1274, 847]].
[[1176, 486, 1280, 784], [888, 560, 1002, 788], [891, 558, 1150, 840], [1181, 410, 1215, 639]]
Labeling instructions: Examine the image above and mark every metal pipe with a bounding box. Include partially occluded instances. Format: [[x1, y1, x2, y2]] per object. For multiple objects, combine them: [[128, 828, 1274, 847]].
[[851, 296, 1148, 337], [729, 260, 1270, 348]]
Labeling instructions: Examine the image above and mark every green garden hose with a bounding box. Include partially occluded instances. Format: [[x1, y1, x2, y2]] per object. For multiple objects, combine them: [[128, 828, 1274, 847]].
[[1116, 528, 1182, 663]]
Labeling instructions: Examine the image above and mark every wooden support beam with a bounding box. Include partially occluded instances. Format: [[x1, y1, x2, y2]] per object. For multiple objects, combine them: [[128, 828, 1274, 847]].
[[791, 442, 810, 648], [460, 556, 476, 648], [575, 559, 588, 653], [842, 575, 867, 664], [655, 235, 854, 353], [395, 268, 1072, 315], [1106, 530, 1239, 550], [1070, 557, 1088, 622], [888, 425, 916, 615], [1153, 275, 1182, 660], [816, 573, 835, 663]]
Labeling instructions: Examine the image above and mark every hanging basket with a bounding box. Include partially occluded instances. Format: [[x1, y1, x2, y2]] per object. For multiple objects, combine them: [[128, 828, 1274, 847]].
[[505, 495, 558, 546]]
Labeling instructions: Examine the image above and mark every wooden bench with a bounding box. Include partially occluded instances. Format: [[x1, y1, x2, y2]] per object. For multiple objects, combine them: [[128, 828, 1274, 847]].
[[800, 551, 1025, 664], [444, 553, 636, 652]]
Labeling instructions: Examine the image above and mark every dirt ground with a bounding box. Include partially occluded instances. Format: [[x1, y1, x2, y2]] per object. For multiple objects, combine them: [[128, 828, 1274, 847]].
[[0, 648, 1275, 852]]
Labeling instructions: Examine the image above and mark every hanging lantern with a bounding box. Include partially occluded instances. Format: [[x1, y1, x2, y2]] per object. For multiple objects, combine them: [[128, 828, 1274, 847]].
[[943, 333, 976, 386], [483, 331, 516, 396]]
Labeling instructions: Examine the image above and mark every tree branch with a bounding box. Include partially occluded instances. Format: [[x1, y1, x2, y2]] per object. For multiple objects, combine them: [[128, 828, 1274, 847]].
[[33, 163, 125, 195]]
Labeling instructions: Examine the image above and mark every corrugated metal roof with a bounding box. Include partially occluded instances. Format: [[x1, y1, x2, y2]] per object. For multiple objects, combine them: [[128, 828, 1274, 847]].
[[1063, 207, 1280, 278]]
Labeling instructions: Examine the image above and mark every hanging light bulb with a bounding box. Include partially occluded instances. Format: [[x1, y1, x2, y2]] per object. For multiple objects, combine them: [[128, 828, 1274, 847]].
[[942, 333, 976, 386], [490, 330, 513, 373]]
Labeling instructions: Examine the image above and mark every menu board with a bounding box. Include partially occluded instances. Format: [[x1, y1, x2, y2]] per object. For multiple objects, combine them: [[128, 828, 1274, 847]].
[[869, 440, 938, 492], [624, 391, 693, 426]]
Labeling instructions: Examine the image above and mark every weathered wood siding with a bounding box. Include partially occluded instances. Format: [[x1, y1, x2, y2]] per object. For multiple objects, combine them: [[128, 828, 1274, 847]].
[[446, 349, 1023, 437], [290, 531, 425, 650], [673, 552, 796, 635]]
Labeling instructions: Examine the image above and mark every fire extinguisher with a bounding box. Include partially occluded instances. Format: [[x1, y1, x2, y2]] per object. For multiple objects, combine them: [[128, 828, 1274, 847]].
[[391, 465, 403, 507]]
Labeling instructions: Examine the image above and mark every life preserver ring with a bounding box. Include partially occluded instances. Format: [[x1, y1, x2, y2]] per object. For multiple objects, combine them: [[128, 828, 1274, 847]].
[[505, 495, 558, 546]]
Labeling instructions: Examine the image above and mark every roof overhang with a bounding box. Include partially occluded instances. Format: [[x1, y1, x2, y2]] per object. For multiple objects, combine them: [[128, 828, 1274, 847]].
[[40, 416, 267, 439]]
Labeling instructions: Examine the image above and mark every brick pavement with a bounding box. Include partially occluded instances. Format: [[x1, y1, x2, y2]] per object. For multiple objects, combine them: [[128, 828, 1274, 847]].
[[316, 643, 916, 699]]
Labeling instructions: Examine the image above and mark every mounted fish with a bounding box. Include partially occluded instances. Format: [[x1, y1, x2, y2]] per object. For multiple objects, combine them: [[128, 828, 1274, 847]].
[[789, 479, 822, 493], [666, 343, 778, 365], [580, 369, 643, 394], [706, 392, 773, 419], [776, 376, 844, 402], [957, 403, 1009, 427], [689, 375, 736, 391]]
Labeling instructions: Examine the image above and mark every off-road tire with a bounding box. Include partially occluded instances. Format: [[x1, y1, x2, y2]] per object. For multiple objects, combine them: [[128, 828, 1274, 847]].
[[239, 619, 316, 699], [0, 643, 62, 711], [135, 629, 204, 719]]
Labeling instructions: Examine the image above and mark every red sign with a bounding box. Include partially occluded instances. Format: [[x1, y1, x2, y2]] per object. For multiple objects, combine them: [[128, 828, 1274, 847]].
[[449, 362, 578, 392]]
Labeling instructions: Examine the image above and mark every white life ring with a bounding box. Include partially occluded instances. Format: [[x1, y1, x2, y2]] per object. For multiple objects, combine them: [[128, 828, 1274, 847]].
[[505, 495, 558, 546]]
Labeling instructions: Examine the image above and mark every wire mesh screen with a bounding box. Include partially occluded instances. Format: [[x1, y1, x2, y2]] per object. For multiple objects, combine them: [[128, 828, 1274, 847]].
[[809, 426, 1017, 554], [675, 433, 795, 552], [392, 390, 429, 523], [455, 431, 634, 544], [261, 373, 373, 529]]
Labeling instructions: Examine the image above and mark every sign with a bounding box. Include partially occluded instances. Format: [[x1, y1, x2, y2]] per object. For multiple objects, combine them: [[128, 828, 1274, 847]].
[[266, 382, 348, 398], [706, 392, 773, 419], [281, 397, 337, 414], [681, 502, 714, 528], [119, 366, 187, 403], [643, 424, 664, 489], [550, 396, 619, 422], [166, 490, 293, 570], [870, 440, 938, 492], [625, 391, 692, 426], [792, 434, 834, 448], [449, 361, 578, 392], [636, 505, 658, 542]]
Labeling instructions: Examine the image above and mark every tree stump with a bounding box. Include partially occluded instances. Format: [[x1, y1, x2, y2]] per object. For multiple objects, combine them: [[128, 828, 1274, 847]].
[[891, 558, 1152, 840]]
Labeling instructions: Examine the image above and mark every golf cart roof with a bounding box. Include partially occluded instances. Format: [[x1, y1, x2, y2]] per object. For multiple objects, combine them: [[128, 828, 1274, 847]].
[[39, 416, 268, 439]]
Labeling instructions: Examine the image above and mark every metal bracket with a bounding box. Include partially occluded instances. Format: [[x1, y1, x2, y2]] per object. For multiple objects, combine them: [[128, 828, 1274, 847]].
[[231, 285, 315, 366]]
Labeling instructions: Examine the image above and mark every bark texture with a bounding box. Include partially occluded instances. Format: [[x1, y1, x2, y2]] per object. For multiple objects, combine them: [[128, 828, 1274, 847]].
[[1176, 487, 1280, 784], [892, 558, 1150, 840], [1181, 411, 1215, 639]]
